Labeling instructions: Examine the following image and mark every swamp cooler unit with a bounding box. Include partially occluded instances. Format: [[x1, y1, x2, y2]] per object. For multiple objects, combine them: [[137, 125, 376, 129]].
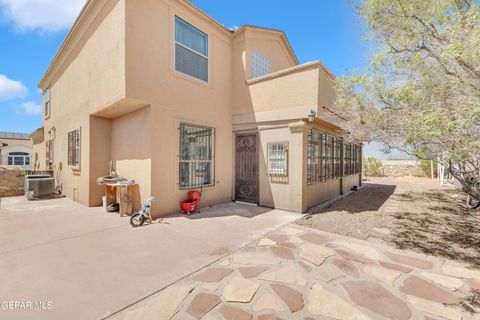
[[25, 175, 55, 200]]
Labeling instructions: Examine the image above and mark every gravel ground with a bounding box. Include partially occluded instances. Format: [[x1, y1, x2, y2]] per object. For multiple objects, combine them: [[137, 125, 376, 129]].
[[298, 176, 480, 265]]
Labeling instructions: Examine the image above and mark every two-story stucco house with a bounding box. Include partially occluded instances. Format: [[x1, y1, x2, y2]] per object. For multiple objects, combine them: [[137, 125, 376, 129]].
[[34, 0, 362, 217]]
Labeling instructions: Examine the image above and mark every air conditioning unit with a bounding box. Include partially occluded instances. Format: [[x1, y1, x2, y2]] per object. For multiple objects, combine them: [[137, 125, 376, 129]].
[[25, 175, 55, 200]]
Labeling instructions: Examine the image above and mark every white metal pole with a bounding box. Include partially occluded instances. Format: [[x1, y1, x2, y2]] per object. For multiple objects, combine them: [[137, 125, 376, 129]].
[[440, 164, 445, 186], [437, 160, 440, 181], [430, 160, 434, 180]]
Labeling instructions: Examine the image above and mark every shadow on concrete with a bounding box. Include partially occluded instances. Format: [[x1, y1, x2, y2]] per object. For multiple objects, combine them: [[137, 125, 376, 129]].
[[313, 183, 396, 214], [171, 202, 276, 220]]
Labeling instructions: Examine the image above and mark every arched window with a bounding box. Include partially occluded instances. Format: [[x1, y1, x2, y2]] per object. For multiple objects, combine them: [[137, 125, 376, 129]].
[[7, 152, 30, 166]]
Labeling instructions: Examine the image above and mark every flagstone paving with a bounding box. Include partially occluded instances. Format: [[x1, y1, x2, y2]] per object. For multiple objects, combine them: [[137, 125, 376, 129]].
[[114, 224, 479, 320]]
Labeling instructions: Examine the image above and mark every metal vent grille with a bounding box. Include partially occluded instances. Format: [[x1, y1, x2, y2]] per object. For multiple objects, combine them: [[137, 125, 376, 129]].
[[25, 177, 55, 200]]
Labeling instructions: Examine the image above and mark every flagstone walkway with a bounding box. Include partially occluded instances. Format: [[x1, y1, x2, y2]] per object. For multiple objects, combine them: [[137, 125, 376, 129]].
[[113, 225, 479, 320]]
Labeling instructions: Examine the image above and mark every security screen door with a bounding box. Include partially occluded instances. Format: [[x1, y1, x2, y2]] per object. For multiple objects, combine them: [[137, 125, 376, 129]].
[[235, 133, 258, 204]]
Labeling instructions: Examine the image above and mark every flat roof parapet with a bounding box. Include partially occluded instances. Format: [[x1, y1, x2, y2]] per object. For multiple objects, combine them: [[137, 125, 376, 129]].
[[0, 132, 30, 140]]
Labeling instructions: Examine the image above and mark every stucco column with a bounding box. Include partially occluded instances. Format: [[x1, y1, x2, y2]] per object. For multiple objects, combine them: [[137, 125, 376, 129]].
[[288, 121, 308, 212]]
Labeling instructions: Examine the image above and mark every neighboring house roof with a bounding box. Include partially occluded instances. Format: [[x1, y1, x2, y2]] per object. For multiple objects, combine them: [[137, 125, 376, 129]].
[[0, 132, 31, 140], [38, 0, 309, 88]]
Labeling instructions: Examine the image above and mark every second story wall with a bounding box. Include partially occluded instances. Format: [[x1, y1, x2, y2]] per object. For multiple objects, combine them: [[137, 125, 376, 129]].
[[244, 28, 297, 80], [40, 0, 126, 122], [232, 27, 298, 117], [233, 61, 339, 126], [125, 0, 233, 111], [37, 0, 126, 204]]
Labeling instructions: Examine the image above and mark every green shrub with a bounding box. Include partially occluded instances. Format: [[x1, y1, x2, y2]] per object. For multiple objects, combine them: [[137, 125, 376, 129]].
[[364, 157, 383, 176], [419, 160, 437, 178]]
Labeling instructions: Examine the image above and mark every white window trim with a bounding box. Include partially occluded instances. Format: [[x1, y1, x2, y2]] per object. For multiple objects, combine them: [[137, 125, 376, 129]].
[[174, 16, 209, 83], [44, 87, 51, 119], [7, 153, 31, 166]]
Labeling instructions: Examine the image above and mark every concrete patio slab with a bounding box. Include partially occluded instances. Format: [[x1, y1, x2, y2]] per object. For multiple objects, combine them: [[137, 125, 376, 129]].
[[0, 197, 301, 320]]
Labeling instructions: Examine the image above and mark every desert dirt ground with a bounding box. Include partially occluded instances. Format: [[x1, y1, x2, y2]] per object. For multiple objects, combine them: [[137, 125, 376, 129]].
[[298, 176, 480, 266]]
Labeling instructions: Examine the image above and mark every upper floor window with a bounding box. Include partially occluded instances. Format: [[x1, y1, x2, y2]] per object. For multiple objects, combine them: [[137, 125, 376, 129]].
[[175, 16, 208, 82], [43, 87, 50, 118], [252, 49, 272, 79]]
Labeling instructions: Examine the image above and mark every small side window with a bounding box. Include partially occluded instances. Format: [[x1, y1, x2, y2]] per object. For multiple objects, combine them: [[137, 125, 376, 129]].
[[267, 142, 288, 177], [68, 129, 81, 167], [46, 139, 54, 170], [252, 49, 272, 79], [43, 87, 51, 118]]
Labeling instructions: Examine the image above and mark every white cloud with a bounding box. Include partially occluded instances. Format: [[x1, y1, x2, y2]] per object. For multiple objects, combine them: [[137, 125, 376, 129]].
[[19, 101, 42, 116], [0, 74, 27, 100], [0, 0, 87, 32]]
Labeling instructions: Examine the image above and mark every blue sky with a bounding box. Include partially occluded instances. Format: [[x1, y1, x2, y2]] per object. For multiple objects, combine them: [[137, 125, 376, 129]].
[[0, 1, 390, 157]]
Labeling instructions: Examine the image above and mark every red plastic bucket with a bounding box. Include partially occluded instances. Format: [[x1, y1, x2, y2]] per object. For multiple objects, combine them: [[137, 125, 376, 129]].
[[180, 200, 198, 214], [188, 191, 202, 201]]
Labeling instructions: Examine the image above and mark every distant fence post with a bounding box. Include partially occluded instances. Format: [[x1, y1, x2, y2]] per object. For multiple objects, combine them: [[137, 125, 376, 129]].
[[430, 160, 434, 180]]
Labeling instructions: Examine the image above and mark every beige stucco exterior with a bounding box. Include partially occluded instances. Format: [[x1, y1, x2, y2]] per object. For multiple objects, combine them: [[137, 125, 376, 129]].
[[0, 133, 34, 170], [36, 0, 361, 217]]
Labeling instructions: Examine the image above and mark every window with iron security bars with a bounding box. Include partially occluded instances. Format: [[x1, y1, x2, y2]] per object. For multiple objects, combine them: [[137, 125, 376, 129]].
[[308, 130, 348, 183], [307, 131, 321, 184], [333, 138, 343, 179], [344, 143, 353, 175], [68, 129, 81, 166], [322, 134, 334, 180], [267, 142, 288, 177], [353, 144, 362, 174], [179, 123, 214, 189]]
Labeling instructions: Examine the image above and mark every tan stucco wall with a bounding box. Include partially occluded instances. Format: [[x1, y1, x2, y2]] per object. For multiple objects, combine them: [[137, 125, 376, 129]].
[[231, 29, 298, 117], [123, 0, 235, 216], [32, 143, 45, 171], [245, 29, 297, 80], [257, 125, 296, 210], [248, 66, 320, 113], [89, 116, 112, 206], [111, 107, 151, 209], [39, 0, 126, 205]]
